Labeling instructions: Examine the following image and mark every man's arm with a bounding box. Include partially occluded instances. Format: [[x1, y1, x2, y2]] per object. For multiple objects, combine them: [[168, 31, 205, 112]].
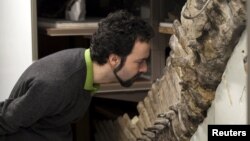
[[0, 80, 57, 135]]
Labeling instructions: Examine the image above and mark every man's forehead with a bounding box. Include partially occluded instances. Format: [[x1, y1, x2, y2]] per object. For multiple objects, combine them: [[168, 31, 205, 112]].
[[130, 43, 150, 58]]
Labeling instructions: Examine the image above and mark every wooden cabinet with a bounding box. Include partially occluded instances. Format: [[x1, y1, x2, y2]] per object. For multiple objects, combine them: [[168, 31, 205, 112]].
[[36, 0, 172, 102], [36, 0, 185, 141]]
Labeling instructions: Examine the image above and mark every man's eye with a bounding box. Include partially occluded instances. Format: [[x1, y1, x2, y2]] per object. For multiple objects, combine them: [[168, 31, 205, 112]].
[[137, 60, 146, 66], [138, 61, 143, 64], [136, 60, 143, 64]]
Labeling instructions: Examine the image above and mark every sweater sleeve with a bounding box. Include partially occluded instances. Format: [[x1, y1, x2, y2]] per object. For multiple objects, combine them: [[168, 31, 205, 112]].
[[0, 79, 58, 135]]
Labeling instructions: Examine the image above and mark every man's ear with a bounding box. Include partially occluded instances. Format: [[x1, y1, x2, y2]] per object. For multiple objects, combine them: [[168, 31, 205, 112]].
[[108, 54, 121, 68]]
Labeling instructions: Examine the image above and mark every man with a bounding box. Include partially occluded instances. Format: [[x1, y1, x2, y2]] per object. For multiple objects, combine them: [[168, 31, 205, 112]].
[[0, 10, 154, 141]]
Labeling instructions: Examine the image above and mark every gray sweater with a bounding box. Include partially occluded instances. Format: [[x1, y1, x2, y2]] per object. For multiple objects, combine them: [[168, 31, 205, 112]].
[[0, 48, 92, 141]]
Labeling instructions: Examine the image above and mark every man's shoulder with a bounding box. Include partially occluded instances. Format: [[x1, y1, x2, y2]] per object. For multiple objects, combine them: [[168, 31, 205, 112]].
[[35, 48, 86, 64], [47, 48, 85, 57]]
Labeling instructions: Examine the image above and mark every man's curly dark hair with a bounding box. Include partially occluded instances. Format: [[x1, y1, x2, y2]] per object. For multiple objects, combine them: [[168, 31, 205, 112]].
[[90, 10, 154, 65]]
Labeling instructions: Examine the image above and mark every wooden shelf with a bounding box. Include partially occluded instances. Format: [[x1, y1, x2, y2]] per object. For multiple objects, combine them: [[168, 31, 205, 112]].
[[38, 18, 99, 36], [97, 80, 151, 93], [94, 80, 151, 102], [159, 22, 174, 34], [40, 28, 97, 36]]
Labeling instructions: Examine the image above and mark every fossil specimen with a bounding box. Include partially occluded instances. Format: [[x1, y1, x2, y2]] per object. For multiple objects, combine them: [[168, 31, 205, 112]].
[[94, 0, 246, 140]]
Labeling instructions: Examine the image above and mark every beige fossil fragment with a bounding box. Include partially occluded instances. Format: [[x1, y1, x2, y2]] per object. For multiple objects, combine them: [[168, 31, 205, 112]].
[[94, 0, 246, 140]]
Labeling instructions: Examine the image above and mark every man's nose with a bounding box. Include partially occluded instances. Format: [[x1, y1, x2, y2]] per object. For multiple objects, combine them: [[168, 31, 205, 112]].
[[139, 62, 148, 73]]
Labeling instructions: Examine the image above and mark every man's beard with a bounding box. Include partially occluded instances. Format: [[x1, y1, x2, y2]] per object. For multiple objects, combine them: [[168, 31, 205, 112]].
[[113, 57, 141, 87], [114, 71, 141, 87]]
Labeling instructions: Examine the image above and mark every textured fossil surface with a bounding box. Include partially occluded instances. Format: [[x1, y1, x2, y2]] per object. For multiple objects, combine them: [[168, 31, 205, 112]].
[[94, 0, 246, 141]]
